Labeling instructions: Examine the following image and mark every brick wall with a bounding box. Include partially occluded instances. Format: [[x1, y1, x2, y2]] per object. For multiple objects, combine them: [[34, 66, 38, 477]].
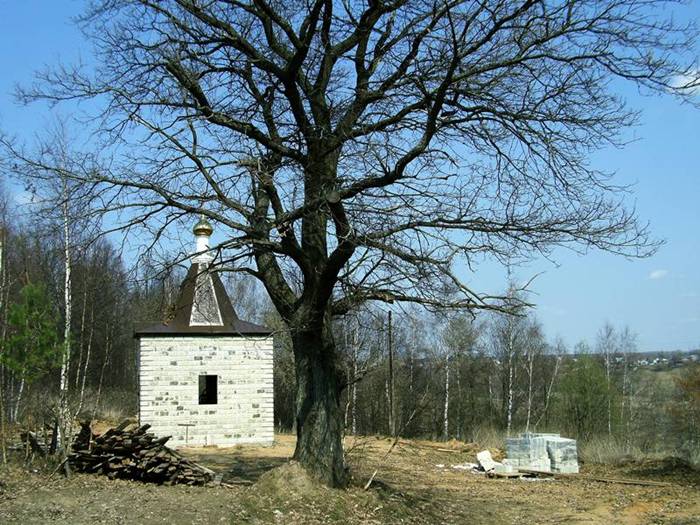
[[138, 335, 274, 447]]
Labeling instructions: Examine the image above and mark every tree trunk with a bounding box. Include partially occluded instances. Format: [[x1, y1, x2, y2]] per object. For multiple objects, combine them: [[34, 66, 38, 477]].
[[351, 321, 358, 435], [488, 372, 494, 419], [535, 355, 560, 430], [0, 233, 6, 462], [0, 377, 5, 464], [13, 378, 24, 423], [387, 311, 395, 437], [77, 305, 95, 414], [506, 355, 514, 436], [292, 326, 348, 488], [443, 354, 450, 439], [343, 366, 351, 431], [620, 343, 631, 452], [505, 320, 516, 436], [58, 191, 73, 450], [95, 319, 113, 412], [74, 287, 88, 389], [605, 351, 612, 436], [456, 358, 463, 440], [525, 349, 534, 433]]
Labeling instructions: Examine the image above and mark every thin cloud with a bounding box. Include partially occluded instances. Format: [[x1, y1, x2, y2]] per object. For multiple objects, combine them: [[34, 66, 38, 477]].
[[671, 70, 700, 95], [648, 269, 669, 280], [539, 304, 567, 317]]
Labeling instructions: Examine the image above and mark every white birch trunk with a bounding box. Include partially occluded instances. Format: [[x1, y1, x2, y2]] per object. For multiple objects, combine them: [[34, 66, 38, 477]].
[[351, 322, 358, 435], [456, 360, 462, 440], [12, 378, 24, 423], [0, 233, 5, 462], [525, 348, 535, 433], [343, 324, 351, 430], [77, 306, 95, 414], [74, 288, 88, 389], [505, 318, 516, 436], [606, 349, 612, 436], [95, 319, 113, 412], [387, 312, 394, 437], [443, 354, 450, 439], [535, 355, 561, 430], [622, 352, 630, 450], [488, 372, 494, 414], [506, 359, 514, 435], [58, 189, 73, 449], [620, 331, 632, 450]]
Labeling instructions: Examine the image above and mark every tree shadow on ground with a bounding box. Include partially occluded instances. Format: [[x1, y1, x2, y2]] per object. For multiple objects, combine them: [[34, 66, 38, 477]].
[[180, 450, 291, 483], [622, 457, 700, 485], [222, 455, 290, 483]]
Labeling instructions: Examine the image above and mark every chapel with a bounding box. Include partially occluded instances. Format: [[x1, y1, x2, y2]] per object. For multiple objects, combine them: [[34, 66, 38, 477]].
[[134, 217, 274, 447]]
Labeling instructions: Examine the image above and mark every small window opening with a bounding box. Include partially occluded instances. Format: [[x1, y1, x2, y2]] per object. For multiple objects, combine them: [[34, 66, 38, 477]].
[[199, 375, 218, 404]]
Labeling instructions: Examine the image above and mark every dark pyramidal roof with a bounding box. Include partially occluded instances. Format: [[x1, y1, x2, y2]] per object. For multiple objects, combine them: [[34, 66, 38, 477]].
[[134, 263, 271, 337]]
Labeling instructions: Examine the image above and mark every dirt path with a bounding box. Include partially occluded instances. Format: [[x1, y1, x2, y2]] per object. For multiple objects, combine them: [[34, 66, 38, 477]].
[[1, 434, 698, 524]]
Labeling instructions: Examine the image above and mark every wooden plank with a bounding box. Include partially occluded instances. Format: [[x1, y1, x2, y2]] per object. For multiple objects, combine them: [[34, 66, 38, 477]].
[[518, 469, 671, 487], [486, 471, 523, 478], [519, 468, 559, 477], [577, 476, 672, 487]]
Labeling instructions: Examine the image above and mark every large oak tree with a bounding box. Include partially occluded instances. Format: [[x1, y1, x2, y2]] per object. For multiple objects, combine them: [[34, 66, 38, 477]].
[[9, 0, 699, 486]]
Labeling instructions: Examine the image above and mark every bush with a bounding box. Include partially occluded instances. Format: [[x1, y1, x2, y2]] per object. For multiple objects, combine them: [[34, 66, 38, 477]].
[[556, 356, 617, 441]]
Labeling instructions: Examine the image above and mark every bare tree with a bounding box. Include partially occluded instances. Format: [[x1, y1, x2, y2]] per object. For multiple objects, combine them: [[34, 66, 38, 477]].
[[58, 173, 73, 450], [443, 313, 479, 439], [489, 303, 524, 435], [618, 326, 636, 451], [534, 337, 563, 431], [6, 0, 698, 486], [596, 322, 618, 435], [349, 318, 359, 435], [522, 320, 545, 433]]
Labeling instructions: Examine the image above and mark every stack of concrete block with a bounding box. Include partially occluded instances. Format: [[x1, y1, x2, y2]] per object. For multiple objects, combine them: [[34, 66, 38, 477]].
[[504, 433, 554, 471], [545, 436, 579, 473], [504, 433, 579, 474]]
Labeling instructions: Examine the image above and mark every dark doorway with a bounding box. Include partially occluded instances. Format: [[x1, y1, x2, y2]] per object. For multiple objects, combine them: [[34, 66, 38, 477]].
[[199, 374, 218, 404]]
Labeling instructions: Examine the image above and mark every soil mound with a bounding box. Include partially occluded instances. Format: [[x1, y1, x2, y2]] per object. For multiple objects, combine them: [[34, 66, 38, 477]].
[[623, 456, 700, 484], [255, 461, 326, 496]]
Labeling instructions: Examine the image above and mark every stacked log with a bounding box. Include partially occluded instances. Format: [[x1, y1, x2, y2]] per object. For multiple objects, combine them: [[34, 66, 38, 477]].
[[69, 420, 213, 485]]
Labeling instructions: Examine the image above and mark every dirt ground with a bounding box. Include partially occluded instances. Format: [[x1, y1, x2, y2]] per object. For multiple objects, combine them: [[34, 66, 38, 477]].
[[1, 433, 698, 524]]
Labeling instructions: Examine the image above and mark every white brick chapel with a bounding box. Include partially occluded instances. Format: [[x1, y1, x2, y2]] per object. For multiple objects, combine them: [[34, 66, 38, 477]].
[[134, 217, 274, 447]]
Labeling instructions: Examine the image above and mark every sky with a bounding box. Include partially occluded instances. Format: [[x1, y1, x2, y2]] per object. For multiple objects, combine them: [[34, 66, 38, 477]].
[[0, 1, 698, 352]]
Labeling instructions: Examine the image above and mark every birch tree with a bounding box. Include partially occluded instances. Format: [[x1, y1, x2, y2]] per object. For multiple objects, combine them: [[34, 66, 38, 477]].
[[522, 320, 545, 433], [1, 125, 98, 451], [596, 323, 618, 436], [57, 174, 73, 448], [443, 313, 478, 439]]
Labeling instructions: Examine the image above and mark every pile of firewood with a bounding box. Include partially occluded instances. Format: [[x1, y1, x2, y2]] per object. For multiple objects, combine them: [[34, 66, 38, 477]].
[[69, 420, 214, 485]]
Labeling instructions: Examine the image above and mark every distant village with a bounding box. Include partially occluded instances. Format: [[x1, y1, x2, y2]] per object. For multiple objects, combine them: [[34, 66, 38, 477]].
[[568, 349, 700, 370], [629, 350, 700, 369]]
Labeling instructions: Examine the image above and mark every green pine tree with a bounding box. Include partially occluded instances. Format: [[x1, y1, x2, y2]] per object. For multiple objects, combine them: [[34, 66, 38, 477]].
[[2, 282, 61, 381]]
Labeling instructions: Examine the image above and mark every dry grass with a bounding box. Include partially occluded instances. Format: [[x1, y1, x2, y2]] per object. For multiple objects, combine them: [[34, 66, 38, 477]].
[[579, 435, 646, 465], [579, 435, 700, 475], [1, 433, 699, 524]]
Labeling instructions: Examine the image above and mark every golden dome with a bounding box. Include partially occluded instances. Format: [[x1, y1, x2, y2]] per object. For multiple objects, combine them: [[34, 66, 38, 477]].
[[193, 216, 214, 236]]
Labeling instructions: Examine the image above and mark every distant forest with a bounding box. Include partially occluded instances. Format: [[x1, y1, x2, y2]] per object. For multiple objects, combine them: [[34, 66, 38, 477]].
[[0, 189, 697, 465]]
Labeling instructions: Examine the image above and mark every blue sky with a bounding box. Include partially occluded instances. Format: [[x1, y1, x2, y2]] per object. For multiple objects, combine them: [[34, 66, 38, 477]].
[[0, 1, 698, 352]]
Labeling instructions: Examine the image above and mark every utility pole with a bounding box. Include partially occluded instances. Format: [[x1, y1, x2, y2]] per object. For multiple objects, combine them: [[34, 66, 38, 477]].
[[388, 311, 395, 437]]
